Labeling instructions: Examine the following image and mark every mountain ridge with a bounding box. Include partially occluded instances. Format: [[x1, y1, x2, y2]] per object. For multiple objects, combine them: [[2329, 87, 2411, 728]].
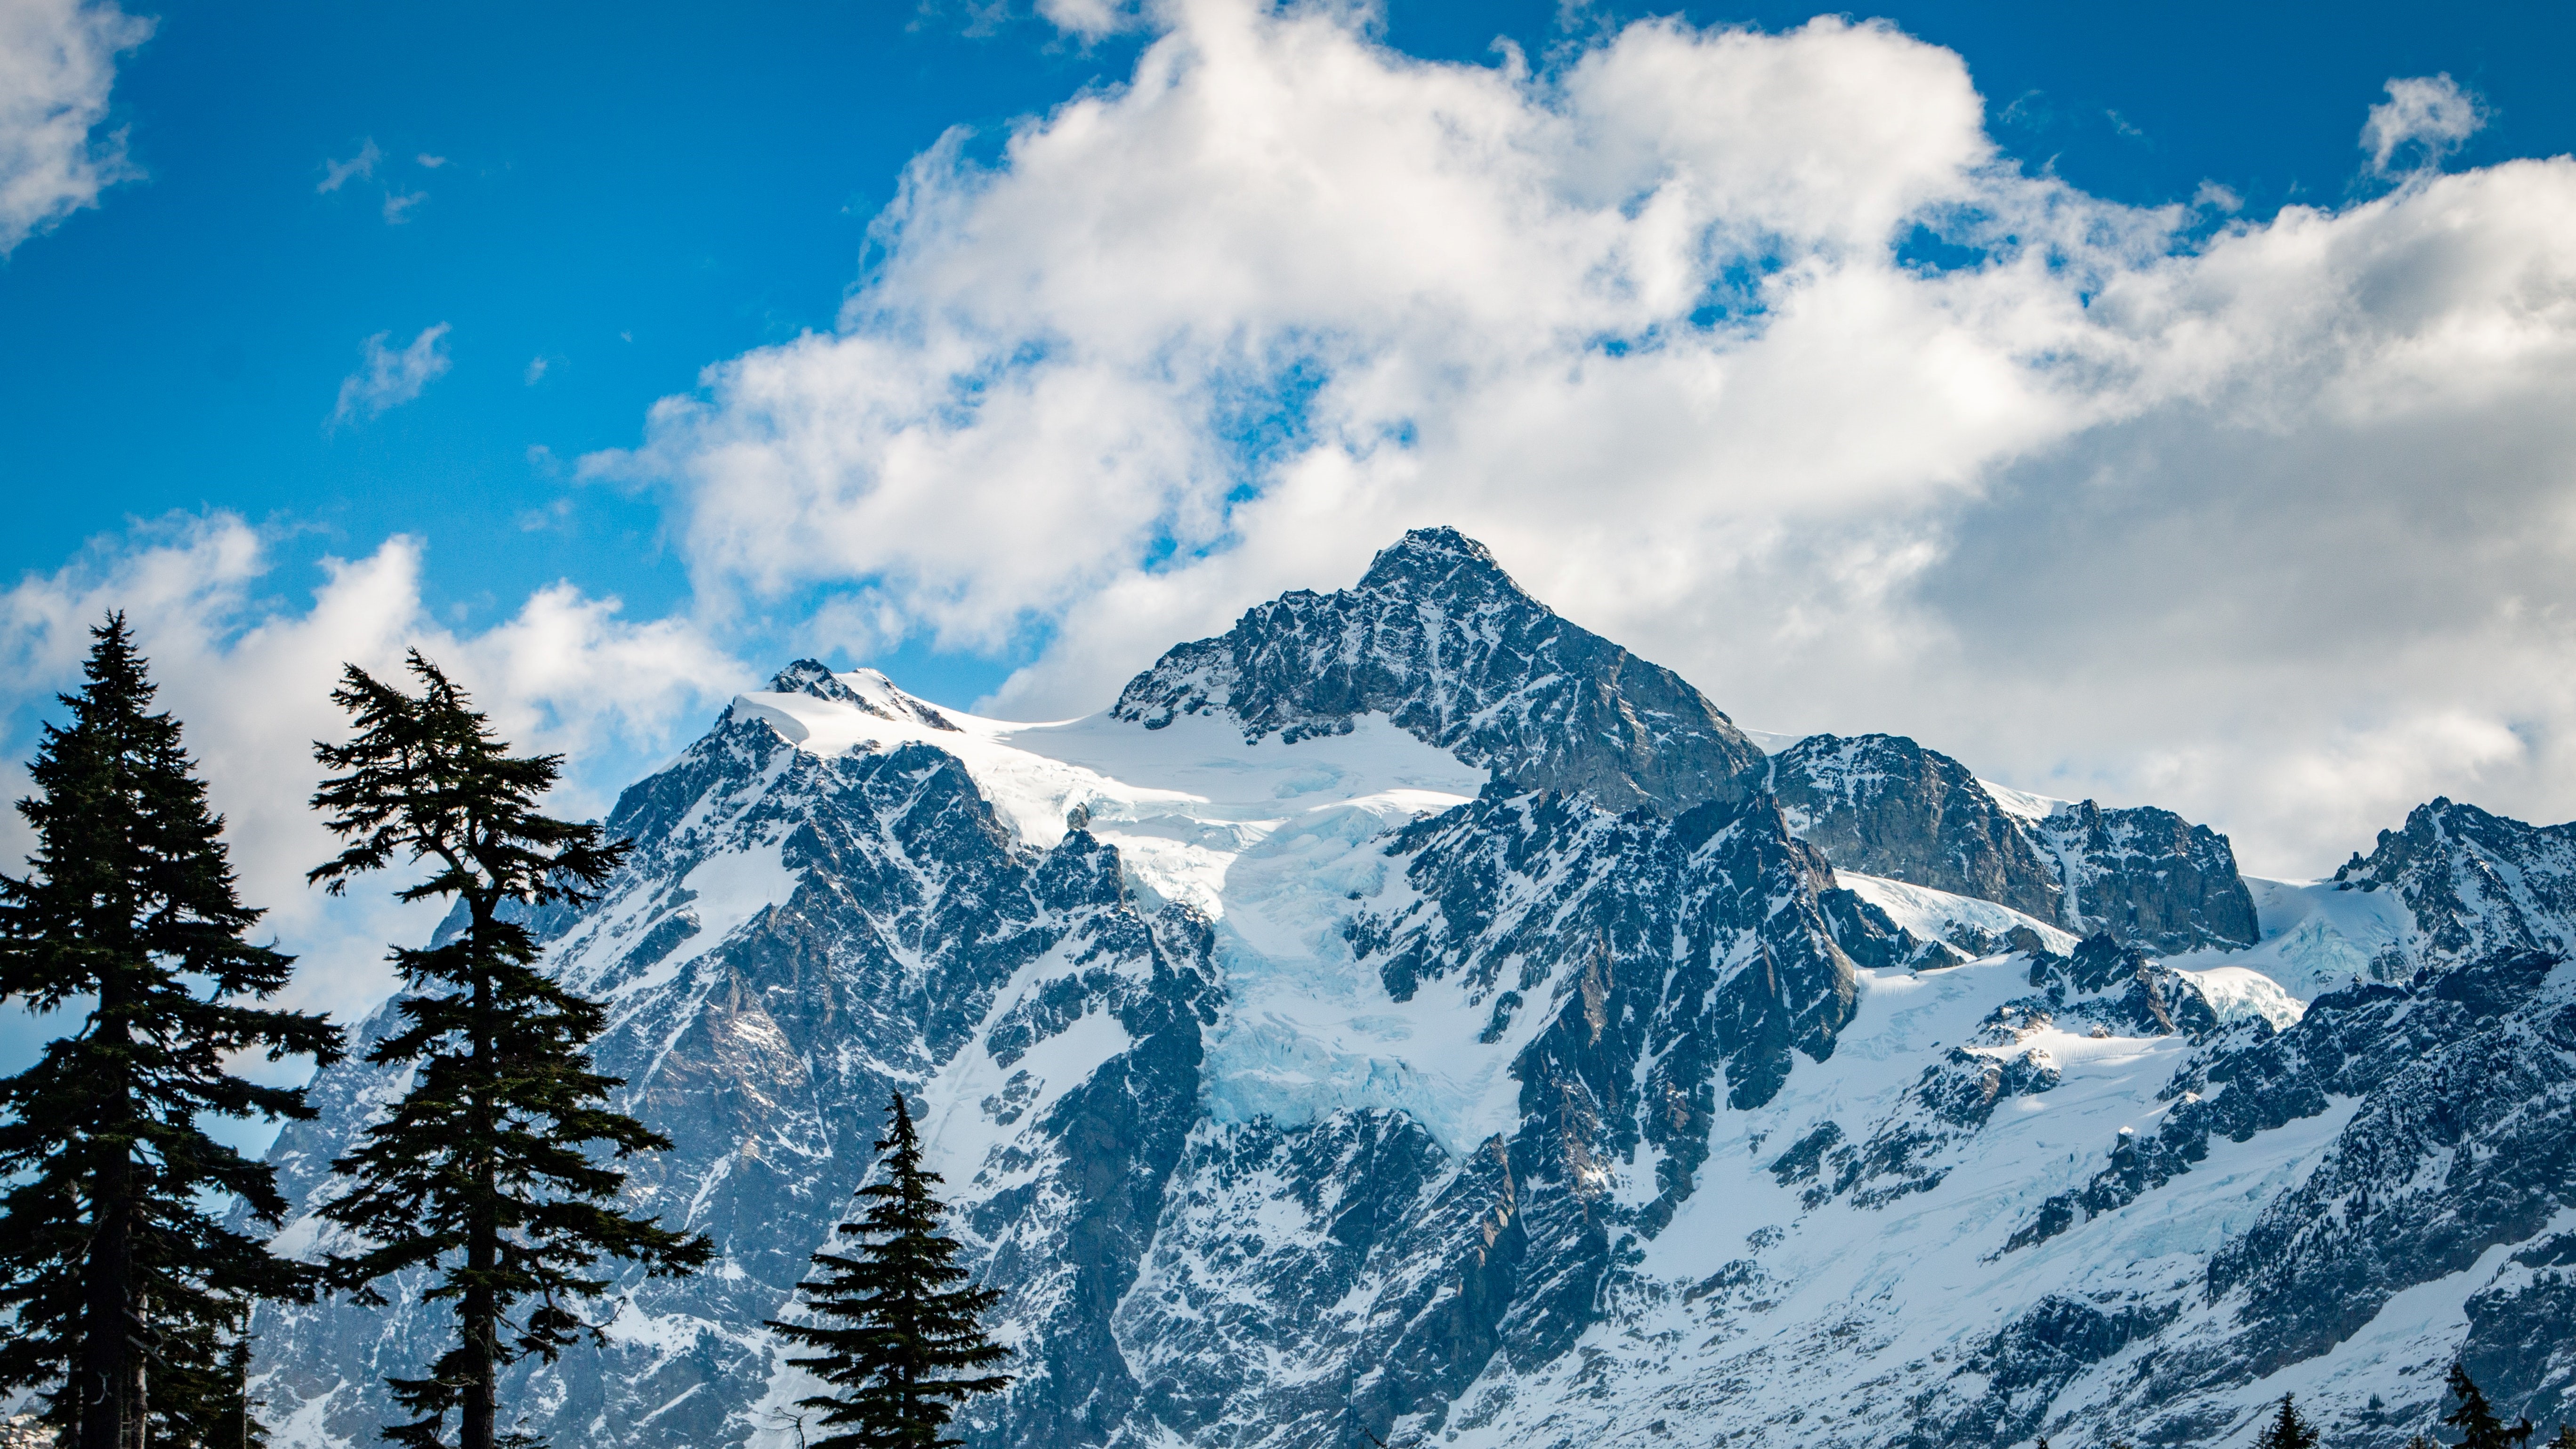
[[242, 528, 2576, 1449]]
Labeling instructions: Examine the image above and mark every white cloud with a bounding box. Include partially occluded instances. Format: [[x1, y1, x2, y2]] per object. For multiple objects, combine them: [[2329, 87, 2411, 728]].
[[2362, 73, 2485, 175], [415, 152, 447, 169], [1036, 0, 1154, 38], [380, 188, 426, 223], [0, 0, 151, 255], [0, 513, 751, 1027], [316, 137, 380, 193], [594, 0, 2576, 878], [330, 322, 452, 428]]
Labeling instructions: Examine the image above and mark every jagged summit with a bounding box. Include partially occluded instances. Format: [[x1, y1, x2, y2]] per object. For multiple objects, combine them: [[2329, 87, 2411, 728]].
[[1113, 526, 1764, 813], [765, 658, 960, 731], [1354, 525, 1512, 594]]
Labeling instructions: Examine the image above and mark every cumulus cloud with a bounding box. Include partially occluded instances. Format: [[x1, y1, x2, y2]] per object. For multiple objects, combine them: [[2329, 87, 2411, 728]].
[[2362, 73, 2485, 175], [0, 0, 152, 255], [330, 322, 452, 428], [595, 0, 2576, 878], [0, 514, 751, 1027]]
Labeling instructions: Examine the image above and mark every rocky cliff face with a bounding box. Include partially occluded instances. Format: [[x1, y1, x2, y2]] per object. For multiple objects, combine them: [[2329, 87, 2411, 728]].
[[1112, 528, 1764, 815], [1762, 732, 2257, 955], [248, 531, 2576, 1449], [2333, 797, 2576, 970], [1768, 734, 2063, 922], [2027, 800, 2261, 954]]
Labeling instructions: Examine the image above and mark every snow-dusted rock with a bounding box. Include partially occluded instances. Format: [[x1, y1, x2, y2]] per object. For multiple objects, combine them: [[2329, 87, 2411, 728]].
[[1112, 528, 1764, 815]]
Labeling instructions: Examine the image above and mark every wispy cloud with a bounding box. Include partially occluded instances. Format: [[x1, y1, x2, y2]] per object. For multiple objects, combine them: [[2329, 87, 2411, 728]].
[[2362, 73, 2485, 174], [316, 138, 380, 193], [415, 152, 447, 169], [0, 0, 154, 255], [380, 188, 426, 223], [329, 323, 452, 429]]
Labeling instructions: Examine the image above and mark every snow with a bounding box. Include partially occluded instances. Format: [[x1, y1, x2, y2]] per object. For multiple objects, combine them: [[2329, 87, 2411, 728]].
[[2179, 964, 2307, 1028], [733, 679, 1510, 1147], [2163, 875, 2415, 999], [1975, 777, 2075, 823], [1838, 871, 2079, 955]]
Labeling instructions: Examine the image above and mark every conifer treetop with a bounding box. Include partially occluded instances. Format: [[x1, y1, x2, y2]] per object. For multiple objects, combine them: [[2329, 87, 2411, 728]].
[[2254, 1393, 2319, 1449], [310, 650, 623, 910], [0, 613, 341, 1447], [2444, 1362, 2536, 1449], [768, 1093, 1011, 1449]]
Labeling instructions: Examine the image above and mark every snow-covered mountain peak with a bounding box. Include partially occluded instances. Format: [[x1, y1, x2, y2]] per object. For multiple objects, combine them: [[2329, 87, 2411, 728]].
[[1112, 526, 1765, 814], [766, 657, 961, 730], [249, 534, 2576, 1449], [1354, 525, 1518, 599]]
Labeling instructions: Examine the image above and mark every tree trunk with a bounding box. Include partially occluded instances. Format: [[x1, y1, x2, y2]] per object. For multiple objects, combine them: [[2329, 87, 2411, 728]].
[[77, 1163, 131, 1449], [460, 893, 498, 1449], [79, 973, 134, 1449]]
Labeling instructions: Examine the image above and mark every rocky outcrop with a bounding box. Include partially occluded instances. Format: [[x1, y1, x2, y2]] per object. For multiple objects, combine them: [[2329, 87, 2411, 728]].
[[2333, 796, 2576, 969], [1768, 734, 2063, 921], [1986, 947, 2576, 1443], [1760, 732, 2256, 956], [1112, 528, 1764, 814], [2028, 801, 2259, 955]]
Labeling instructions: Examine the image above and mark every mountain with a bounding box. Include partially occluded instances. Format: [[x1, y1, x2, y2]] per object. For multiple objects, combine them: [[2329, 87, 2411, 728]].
[[249, 530, 2576, 1449]]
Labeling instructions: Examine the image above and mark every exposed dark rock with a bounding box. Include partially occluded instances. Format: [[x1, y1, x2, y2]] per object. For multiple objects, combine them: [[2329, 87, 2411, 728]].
[[2336, 797, 2576, 969], [2029, 801, 2259, 954], [1768, 734, 2063, 921]]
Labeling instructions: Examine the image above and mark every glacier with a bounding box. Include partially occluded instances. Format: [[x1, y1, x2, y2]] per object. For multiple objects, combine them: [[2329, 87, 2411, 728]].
[[244, 528, 2576, 1449]]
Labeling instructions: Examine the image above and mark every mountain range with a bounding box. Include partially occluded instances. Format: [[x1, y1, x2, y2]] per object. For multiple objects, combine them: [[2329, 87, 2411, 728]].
[[250, 527, 2576, 1449]]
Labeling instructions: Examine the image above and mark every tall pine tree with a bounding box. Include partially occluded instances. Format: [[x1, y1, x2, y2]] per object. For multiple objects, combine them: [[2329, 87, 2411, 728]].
[[0, 615, 342, 1449], [768, 1093, 1010, 1449], [2255, 1394, 2319, 1449], [309, 652, 710, 1449]]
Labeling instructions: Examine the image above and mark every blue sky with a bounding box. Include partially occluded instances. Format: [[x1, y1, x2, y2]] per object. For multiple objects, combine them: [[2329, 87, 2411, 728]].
[[8, 0, 2576, 1057], [6, 0, 2570, 707]]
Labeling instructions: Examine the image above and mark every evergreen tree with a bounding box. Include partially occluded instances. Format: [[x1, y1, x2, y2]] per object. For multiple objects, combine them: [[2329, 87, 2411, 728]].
[[2256, 1394, 2320, 1449], [309, 653, 711, 1449], [0, 615, 342, 1449], [2444, 1362, 2536, 1449], [768, 1093, 1011, 1449], [2547, 1425, 2576, 1449]]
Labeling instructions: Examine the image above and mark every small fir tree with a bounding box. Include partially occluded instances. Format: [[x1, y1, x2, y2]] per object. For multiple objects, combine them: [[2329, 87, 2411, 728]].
[[310, 653, 711, 1449], [768, 1093, 1011, 1449], [2444, 1362, 2536, 1449], [2256, 1394, 2320, 1449], [2547, 1424, 2576, 1449], [0, 616, 341, 1449]]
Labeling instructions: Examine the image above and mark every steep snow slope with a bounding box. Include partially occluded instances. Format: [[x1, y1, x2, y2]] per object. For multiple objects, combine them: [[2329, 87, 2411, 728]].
[[247, 531, 2576, 1449]]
